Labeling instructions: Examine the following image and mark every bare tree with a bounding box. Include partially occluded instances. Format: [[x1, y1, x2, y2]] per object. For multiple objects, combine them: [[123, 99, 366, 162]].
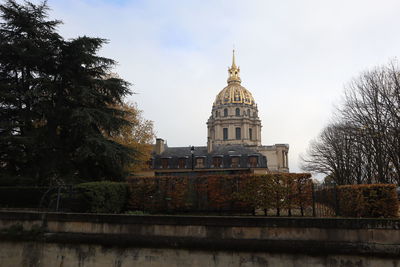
[[302, 61, 400, 184]]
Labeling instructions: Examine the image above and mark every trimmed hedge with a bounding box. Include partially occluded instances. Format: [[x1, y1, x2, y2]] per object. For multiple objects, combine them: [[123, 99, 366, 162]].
[[69, 181, 129, 213], [0, 187, 49, 208], [127, 173, 312, 214], [338, 184, 399, 218]]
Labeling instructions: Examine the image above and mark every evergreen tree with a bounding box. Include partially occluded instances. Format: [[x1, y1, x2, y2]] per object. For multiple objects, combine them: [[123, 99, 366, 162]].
[[0, 0, 135, 184]]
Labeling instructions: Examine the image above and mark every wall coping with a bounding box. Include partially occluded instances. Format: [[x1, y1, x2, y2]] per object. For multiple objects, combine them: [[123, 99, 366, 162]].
[[0, 211, 399, 229]]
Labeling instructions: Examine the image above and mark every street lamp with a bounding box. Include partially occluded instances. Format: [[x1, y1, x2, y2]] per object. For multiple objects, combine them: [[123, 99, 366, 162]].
[[190, 146, 195, 170]]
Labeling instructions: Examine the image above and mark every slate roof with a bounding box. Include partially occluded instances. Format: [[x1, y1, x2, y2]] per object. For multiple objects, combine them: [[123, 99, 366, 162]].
[[152, 144, 268, 170], [157, 144, 262, 158]]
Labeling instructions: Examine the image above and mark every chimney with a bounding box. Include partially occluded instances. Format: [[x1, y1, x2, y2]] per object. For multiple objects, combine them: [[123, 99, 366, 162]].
[[155, 138, 165, 155]]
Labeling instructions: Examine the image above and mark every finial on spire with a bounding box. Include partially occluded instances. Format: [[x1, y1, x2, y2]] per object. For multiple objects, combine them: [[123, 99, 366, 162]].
[[228, 49, 241, 84], [232, 49, 237, 68]]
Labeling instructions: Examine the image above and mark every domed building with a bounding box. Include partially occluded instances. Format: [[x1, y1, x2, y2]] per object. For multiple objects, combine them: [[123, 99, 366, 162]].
[[150, 51, 289, 176], [207, 50, 261, 149]]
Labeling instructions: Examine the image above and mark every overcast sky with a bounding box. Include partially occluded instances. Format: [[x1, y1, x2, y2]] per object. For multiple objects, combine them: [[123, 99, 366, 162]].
[[32, 0, 400, 173]]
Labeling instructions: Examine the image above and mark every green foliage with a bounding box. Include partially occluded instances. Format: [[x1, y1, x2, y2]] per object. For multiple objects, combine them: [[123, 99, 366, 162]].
[[73, 181, 128, 213], [0, 186, 48, 208], [338, 184, 399, 218], [0, 0, 135, 184]]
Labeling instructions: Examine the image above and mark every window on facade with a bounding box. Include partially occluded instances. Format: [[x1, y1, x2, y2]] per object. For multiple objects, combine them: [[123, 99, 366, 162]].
[[195, 157, 205, 168], [224, 108, 228, 117], [213, 157, 222, 168], [248, 156, 258, 167], [161, 158, 169, 168], [223, 128, 228, 140], [231, 157, 240, 168], [235, 127, 241, 140], [247, 109, 250, 117], [249, 128, 253, 140], [235, 108, 240, 116], [178, 158, 186, 168], [215, 111, 218, 117]]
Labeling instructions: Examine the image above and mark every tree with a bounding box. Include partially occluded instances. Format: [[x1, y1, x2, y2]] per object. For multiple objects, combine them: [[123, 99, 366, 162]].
[[108, 102, 155, 173], [302, 61, 400, 185], [0, 0, 135, 184], [301, 123, 366, 185]]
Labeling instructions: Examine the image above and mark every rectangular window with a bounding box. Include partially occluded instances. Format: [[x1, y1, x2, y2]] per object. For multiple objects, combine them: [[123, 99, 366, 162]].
[[248, 156, 258, 167], [178, 158, 186, 168], [213, 157, 222, 168], [235, 127, 241, 140], [249, 128, 252, 140], [223, 128, 228, 140], [195, 157, 205, 168], [231, 157, 240, 168], [161, 158, 169, 168]]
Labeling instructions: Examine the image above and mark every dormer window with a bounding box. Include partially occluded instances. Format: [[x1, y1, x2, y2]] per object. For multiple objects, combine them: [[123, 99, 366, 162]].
[[195, 157, 205, 168], [178, 158, 186, 168], [213, 156, 223, 168], [231, 157, 240, 168], [248, 156, 258, 167], [161, 158, 169, 169]]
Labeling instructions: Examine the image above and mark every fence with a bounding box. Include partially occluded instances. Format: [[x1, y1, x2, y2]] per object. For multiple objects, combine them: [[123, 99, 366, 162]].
[[127, 174, 316, 216], [0, 178, 397, 218], [312, 183, 340, 217]]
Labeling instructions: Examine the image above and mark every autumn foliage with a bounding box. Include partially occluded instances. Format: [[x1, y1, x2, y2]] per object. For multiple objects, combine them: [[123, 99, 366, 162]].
[[127, 173, 313, 214], [107, 102, 155, 172], [337, 184, 399, 218]]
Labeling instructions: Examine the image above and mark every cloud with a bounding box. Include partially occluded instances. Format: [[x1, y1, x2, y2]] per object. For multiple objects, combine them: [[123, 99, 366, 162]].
[[34, 0, 400, 173]]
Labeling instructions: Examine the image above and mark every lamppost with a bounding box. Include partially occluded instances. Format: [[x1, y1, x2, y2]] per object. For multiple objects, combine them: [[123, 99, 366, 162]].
[[191, 146, 195, 170]]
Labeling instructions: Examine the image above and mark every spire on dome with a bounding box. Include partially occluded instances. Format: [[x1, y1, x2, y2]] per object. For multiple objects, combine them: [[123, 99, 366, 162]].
[[227, 49, 241, 84], [232, 49, 237, 68]]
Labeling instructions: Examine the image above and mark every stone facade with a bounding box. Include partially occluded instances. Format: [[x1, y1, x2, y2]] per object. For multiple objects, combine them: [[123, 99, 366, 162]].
[[150, 51, 289, 175]]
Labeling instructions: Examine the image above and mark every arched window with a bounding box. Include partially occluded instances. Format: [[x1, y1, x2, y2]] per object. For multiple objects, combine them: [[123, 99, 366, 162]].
[[235, 108, 240, 116], [247, 109, 250, 116], [249, 128, 253, 140], [224, 108, 228, 117]]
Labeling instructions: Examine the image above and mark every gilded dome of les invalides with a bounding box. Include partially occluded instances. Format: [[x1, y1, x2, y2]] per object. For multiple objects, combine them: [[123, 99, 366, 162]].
[[213, 50, 256, 107]]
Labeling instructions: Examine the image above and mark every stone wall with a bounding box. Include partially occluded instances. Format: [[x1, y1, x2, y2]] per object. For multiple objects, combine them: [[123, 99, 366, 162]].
[[0, 211, 400, 267]]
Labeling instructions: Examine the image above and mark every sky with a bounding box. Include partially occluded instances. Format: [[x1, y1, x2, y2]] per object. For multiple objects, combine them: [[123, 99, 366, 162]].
[[29, 0, 400, 173]]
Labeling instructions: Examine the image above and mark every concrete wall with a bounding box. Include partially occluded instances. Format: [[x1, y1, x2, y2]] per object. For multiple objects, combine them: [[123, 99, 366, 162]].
[[0, 211, 400, 267]]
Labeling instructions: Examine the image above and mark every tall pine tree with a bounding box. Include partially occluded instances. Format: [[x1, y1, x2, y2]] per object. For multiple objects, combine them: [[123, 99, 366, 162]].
[[0, 0, 135, 185]]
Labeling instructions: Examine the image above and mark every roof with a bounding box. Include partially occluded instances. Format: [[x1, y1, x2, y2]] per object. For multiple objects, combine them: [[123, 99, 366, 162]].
[[157, 144, 264, 158]]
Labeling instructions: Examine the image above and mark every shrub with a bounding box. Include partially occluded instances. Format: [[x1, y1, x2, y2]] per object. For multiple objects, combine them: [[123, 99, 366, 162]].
[[69, 181, 128, 213], [338, 184, 399, 218]]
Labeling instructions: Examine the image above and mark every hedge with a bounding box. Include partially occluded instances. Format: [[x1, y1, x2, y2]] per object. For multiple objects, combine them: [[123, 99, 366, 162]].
[[127, 173, 312, 214], [68, 181, 129, 213], [338, 184, 399, 218]]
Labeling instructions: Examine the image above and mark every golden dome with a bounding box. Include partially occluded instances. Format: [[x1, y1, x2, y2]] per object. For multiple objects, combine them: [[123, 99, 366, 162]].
[[213, 50, 256, 107]]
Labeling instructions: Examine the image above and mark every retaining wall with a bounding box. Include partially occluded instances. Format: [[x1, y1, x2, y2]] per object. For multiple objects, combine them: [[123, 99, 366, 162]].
[[0, 211, 400, 266]]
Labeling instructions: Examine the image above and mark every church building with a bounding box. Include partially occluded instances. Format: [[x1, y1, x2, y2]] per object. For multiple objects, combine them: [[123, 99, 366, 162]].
[[150, 51, 289, 176]]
